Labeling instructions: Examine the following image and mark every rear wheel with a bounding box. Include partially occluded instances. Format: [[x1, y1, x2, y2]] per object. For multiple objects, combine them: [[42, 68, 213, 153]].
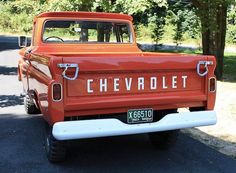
[[44, 123, 67, 163], [24, 95, 41, 114]]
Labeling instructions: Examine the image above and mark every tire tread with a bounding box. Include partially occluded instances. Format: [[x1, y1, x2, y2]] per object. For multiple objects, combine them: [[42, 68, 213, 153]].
[[24, 95, 41, 114], [45, 125, 66, 163]]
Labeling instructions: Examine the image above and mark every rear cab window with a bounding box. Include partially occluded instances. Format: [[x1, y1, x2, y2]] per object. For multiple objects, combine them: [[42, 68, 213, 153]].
[[42, 20, 133, 44]]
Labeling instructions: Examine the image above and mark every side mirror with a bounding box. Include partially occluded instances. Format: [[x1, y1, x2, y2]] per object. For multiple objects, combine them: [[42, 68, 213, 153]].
[[18, 36, 31, 47]]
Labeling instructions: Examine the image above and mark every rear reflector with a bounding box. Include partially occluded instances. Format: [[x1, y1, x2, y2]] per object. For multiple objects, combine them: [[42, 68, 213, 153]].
[[52, 83, 62, 101], [209, 77, 216, 92]]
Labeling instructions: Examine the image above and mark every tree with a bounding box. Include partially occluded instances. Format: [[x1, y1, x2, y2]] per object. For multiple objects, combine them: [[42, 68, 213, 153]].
[[191, 0, 233, 80], [48, 0, 94, 11], [168, 0, 200, 45], [226, 5, 236, 43], [114, 0, 168, 43]]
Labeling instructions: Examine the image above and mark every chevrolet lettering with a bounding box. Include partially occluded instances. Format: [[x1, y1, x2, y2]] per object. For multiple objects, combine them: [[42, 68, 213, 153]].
[[87, 76, 188, 93], [18, 11, 217, 163]]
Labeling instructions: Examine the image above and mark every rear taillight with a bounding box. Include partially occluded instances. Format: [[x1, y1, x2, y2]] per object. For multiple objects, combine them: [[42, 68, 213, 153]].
[[52, 83, 62, 101], [209, 77, 216, 92]]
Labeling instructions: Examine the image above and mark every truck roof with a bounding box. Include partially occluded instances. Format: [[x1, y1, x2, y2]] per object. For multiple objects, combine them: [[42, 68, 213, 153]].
[[36, 11, 133, 21]]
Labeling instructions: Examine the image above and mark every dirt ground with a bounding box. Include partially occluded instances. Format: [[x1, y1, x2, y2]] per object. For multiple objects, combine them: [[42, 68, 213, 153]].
[[181, 81, 236, 159]]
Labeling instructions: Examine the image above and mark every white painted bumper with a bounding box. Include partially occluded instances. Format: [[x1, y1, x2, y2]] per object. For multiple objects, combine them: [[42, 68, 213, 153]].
[[52, 110, 217, 140]]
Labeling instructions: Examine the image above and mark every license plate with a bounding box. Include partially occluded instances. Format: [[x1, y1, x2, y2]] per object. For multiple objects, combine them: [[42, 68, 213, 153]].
[[127, 108, 153, 124]]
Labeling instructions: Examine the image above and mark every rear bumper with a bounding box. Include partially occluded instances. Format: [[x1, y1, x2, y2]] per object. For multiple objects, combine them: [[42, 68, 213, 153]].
[[52, 110, 217, 140]]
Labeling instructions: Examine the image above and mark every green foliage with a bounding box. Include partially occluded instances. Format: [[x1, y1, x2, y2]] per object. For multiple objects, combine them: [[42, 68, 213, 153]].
[[115, 0, 166, 14], [148, 1, 168, 44], [170, 10, 185, 45], [114, 0, 168, 43], [92, 0, 113, 12], [226, 24, 236, 43], [226, 5, 236, 43], [47, 0, 94, 11], [0, 0, 43, 34], [0, 0, 94, 34], [47, 0, 75, 11], [168, 0, 200, 45], [0, 0, 234, 46], [136, 24, 153, 42]]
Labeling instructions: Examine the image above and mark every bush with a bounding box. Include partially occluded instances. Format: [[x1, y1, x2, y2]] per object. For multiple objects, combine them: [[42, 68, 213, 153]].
[[136, 24, 153, 42], [0, 0, 43, 34], [226, 5, 236, 44], [0, 0, 94, 34], [226, 24, 236, 44]]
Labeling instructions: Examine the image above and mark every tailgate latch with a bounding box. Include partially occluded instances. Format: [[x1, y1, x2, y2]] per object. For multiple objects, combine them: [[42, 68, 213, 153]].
[[197, 61, 213, 77], [58, 63, 79, 80]]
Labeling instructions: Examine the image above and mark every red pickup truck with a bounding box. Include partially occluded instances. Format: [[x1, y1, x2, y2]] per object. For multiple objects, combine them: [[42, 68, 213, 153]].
[[18, 11, 217, 162]]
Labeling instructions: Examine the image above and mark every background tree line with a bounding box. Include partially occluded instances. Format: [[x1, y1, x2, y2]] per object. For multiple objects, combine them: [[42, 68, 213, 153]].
[[0, 0, 235, 79]]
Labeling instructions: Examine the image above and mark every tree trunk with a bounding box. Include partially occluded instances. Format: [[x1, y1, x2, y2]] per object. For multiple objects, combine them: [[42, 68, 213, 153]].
[[215, 4, 227, 80], [202, 4, 227, 80], [192, 1, 228, 80]]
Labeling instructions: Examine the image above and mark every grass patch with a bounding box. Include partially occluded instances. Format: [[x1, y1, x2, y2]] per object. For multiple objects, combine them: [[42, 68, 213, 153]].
[[224, 53, 236, 82]]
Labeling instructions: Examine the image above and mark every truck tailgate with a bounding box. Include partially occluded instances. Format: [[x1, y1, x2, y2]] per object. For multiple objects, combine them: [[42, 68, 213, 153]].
[[60, 53, 212, 116]]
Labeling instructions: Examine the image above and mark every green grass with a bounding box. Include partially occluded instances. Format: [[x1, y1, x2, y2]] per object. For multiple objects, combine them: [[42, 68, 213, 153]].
[[224, 53, 236, 82]]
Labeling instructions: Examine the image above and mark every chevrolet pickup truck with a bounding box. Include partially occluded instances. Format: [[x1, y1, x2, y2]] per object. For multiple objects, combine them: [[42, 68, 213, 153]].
[[18, 11, 217, 162]]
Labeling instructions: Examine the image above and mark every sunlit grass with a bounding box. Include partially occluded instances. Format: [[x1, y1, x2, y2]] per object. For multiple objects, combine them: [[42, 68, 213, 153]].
[[224, 53, 236, 82]]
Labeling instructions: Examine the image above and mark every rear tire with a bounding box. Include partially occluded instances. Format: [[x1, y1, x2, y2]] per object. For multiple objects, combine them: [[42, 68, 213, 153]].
[[24, 95, 41, 114], [44, 123, 67, 163], [149, 130, 179, 150]]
